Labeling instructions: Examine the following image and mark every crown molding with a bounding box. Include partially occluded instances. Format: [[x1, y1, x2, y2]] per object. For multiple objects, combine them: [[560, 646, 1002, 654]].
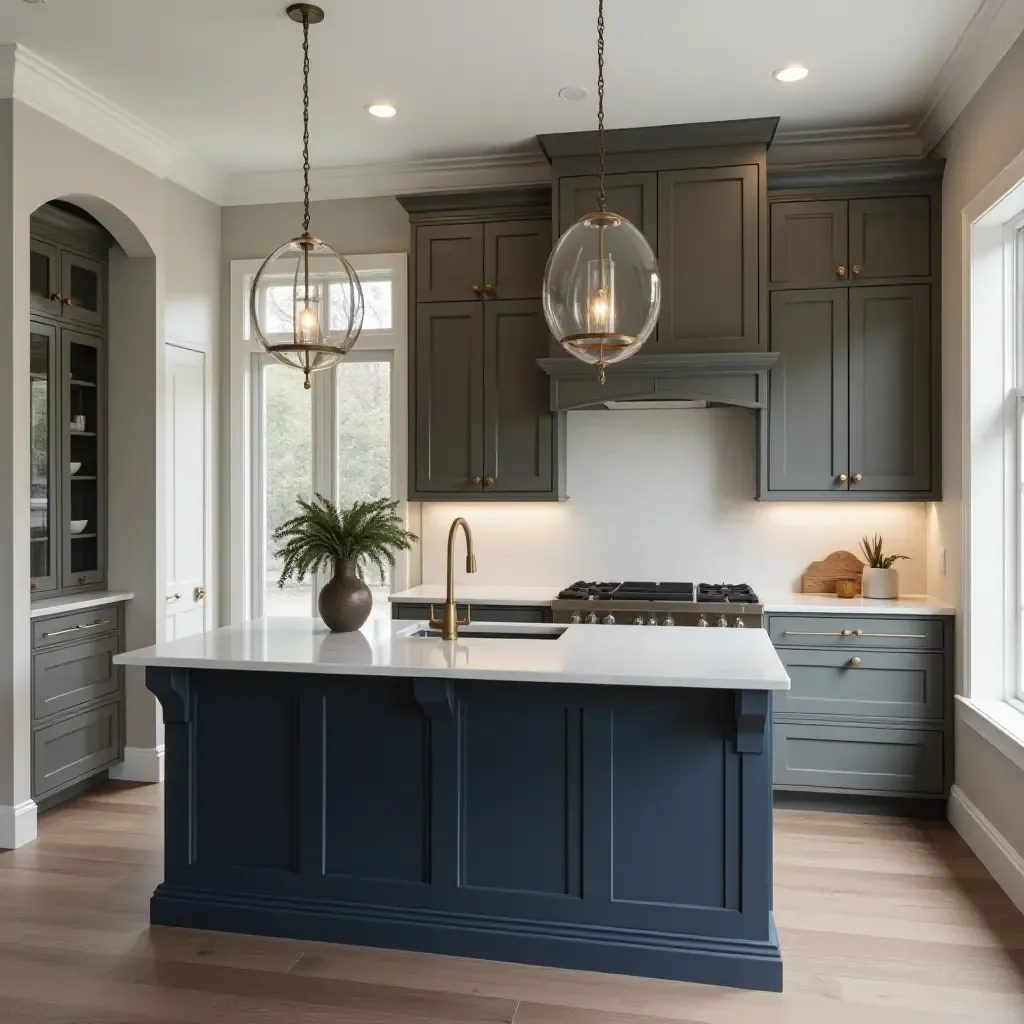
[[917, 0, 1024, 152], [0, 44, 225, 205], [770, 123, 923, 166], [223, 150, 550, 206]]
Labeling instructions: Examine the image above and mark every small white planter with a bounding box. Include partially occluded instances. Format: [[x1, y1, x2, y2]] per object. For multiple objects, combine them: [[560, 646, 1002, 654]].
[[862, 567, 899, 600]]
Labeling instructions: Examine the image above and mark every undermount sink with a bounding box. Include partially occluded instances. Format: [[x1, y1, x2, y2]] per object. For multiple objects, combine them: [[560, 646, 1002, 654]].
[[402, 624, 567, 641]]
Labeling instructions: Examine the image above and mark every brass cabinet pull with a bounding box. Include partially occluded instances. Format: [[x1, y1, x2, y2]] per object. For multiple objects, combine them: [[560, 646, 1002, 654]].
[[42, 625, 82, 638], [848, 656, 862, 668], [851, 629, 927, 639], [470, 476, 483, 485], [471, 284, 482, 295], [483, 476, 495, 486], [166, 592, 182, 602], [852, 473, 863, 483], [783, 630, 853, 637], [79, 618, 112, 630], [837, 265, 847, 279], [837, 472, 848, 483], [852, 264, 861, 278], [41, 618, 112, 639]]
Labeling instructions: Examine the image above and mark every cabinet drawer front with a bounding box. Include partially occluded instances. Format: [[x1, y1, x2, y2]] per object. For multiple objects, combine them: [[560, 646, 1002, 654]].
[[33, 701, 121, 798], [767, 614, 944, 650], [773, 723, 944, 795], [774, 649, 943, 721], [33, 636, 119, 721], [32, 604, 120, 649]]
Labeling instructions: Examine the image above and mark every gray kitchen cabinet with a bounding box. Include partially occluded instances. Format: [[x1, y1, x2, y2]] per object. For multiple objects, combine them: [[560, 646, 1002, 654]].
[[483, 299, 555, 493], [392, 602, 552, 624], [767, 289, 848, 492], [60, 250, 105, 329], [849, 197, 931, 281], [769, 611, 953, 807], [30, 320, 59, 595], [769, 200, 847, 287], [848, 285, 932, 493], [401, 188, 564, 501], [30, 238, 63, 318], [31, 600, 125, 807], [413, 302, 484, 495], [415, 223, 484, 303], [557, 171, 658, 244], [657, 165, 762, 353]]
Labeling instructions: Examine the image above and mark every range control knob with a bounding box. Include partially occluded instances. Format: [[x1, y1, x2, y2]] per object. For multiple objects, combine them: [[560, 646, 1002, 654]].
[[602, 614, 616, 625], [732, 617, 746, 628], [660, 615, 675, 627], [569, 612, 582, 624], [696, 616, 709, 627], [646, 616, 659, 626], [585, 612, 599, 624], [716, 616, 729, 628], [632, 616, 645, 626]]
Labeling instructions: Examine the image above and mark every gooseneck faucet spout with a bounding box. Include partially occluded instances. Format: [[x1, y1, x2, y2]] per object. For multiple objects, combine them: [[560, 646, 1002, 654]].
[[429, 518, 477, 640]]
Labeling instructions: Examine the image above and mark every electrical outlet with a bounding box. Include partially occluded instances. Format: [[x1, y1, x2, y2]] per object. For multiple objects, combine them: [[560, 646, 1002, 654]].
[[939, 547, 947, 575]]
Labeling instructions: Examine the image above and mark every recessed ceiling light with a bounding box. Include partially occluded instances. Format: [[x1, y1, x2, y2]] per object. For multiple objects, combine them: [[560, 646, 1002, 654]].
[[774, 65, 809, 83], [366, 103, 397, 119], [559, 85, 589, 102]]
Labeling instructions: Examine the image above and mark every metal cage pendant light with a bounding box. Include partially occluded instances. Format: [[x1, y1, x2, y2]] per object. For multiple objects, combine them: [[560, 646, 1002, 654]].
[[541, 0, 660, 385], [249, 3, 364, 389]]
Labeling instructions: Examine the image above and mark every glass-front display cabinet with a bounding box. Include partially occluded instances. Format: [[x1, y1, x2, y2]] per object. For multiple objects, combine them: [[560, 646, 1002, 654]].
[[29, 321, 58, 593]]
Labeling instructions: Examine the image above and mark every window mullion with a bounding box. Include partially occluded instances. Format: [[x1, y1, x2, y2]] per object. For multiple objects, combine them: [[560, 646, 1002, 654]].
[[310, 366, 337, 615]]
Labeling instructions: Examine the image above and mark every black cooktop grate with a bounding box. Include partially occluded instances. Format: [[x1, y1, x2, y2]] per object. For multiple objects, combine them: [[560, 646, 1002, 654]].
[[557, 581, 759, 603]]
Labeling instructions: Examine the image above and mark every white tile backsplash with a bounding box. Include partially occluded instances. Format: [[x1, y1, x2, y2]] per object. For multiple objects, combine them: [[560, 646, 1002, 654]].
[[420, 409, 928, 594]]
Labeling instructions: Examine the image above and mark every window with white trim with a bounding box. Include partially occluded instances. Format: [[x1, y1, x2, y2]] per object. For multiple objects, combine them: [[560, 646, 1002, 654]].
[[231, 253, 410, 622]]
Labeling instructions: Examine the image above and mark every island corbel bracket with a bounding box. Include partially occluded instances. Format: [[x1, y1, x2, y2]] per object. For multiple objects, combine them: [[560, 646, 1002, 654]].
[[413, 678, 454, 717], [146, 667, 191, 723], [734, 691, 770, 754]]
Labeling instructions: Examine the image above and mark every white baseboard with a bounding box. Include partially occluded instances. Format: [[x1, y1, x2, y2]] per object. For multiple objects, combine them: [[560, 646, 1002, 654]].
[[949, 784, 1024, 915], [0, 799, 38, 849], [108, 744, 165, 784]]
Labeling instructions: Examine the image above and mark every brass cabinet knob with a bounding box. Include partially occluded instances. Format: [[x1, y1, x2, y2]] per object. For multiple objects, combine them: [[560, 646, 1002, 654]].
[[482, 283, 495, 295], [848, 656, 862, 668], [30, 581, 38, 591], [837, 265, 847, 279], [852, 473, 863, 483], [471, 284, 482, 295], [852, 264, 861, 278], [839, 629, 853, 636], [50, 292, 63, 302], [837, 473, 848, 483], [470, 476, 483, 485], [483, 476, 495, 486], [77, 575, 88, 585], [63, 296, 74, 306]]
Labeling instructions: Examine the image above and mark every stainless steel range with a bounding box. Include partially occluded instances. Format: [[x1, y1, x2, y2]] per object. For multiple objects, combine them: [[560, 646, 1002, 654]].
[[552, 581, 763, 629]]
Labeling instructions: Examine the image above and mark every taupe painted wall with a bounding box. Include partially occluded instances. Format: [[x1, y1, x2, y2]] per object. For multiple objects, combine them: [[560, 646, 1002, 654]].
[[932, 32, 1024, 864]]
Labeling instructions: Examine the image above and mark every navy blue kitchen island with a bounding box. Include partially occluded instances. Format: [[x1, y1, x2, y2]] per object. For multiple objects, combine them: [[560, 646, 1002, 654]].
[[119, 617, 789, 992]]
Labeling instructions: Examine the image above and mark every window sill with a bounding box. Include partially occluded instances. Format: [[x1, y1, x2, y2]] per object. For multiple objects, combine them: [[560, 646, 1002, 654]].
[[956, 695, 1024, 774]]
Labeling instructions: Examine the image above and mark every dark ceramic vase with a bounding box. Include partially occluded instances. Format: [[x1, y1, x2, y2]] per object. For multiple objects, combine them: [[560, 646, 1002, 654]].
[[318, 558, 372, 632]]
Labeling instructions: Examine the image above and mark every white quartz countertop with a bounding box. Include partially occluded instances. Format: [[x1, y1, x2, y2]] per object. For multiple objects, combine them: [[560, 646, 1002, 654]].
[[762, 593, 956, 616], [30, 590, 134, 619], [389, 585, 560, 606], [115, 616, 790, 692]]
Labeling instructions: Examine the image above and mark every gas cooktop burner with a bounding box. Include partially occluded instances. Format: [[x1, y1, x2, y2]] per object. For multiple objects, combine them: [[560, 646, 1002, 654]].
[[556, 581, 759, 604]]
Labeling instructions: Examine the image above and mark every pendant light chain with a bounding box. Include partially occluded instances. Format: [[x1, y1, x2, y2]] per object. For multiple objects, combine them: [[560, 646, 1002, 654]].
[[301, 10, 311, 234], [596, 0, 606, 213]]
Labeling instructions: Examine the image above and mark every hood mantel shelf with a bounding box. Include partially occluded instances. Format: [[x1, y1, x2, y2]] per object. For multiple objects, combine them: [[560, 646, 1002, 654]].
[[537, 353, 779, 412]]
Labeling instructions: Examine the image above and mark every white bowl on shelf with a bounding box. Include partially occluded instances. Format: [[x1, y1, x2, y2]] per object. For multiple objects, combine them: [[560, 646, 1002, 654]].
[[69, 519, 88, 535], [70, 462, 82, 476]]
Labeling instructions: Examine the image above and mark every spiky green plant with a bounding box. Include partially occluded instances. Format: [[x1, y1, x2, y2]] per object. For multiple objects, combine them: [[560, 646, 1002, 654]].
[[859, 533, 909, 570], [273, 493, 417, 588]]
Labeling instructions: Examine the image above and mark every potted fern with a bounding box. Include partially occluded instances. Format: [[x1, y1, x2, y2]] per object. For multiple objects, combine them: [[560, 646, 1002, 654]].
[[859, 534, 909, 600], [274, 494, 417, 631]]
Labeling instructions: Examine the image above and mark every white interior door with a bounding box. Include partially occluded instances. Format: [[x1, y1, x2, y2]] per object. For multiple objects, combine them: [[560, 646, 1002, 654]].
[[165, 344, 208, 640]]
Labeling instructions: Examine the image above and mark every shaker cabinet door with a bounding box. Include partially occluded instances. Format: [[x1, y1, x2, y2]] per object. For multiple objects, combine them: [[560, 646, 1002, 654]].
[[30, 238, 63, 317], [60, 251, 105, 328], [848, 286, 932, 493], [482, 299, 553, 494], [767, 289, 849, 493], [657, 165, 761, 353], [557, 172, 658, 247], [849, 197, 931, 281], [483, 219, 550, 300], [30, 320, 60, 594], [770, 200, 848, 287], [413, 303, 485, 494], [415, 223, 484, 302]]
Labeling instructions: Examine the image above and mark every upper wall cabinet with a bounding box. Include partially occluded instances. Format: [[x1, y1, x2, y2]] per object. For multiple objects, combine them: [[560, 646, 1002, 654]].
[[770, 196, 932, 288], [400, 188, 565, 501], [540, 119, 777, 359]]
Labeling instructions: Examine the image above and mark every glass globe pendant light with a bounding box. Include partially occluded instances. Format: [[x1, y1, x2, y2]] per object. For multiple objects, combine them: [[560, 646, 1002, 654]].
[[541, 0, 660, 385], [249, 4, 364, 389]]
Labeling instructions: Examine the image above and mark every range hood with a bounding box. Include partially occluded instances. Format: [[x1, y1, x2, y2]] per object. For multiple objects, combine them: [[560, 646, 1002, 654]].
[[537, 353, 779, 412]]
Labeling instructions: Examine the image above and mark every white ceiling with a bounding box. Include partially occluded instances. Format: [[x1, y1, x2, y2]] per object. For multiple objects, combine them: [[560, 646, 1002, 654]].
[[0, 0, 1019, 203]]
